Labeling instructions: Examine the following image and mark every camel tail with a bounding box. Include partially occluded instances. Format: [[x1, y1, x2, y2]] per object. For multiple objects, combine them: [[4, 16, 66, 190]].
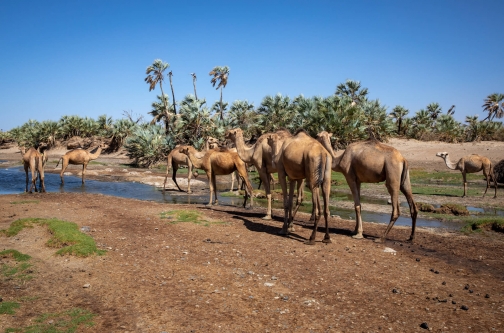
[[400, 160, 409, 187], [313, 154, 326, 188]]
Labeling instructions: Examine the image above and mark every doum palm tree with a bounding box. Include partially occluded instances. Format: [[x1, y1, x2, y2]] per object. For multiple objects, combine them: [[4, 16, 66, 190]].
[[335, 79, 369, 105], [389, 105, 409, 135], [167, 70, 177, 116], [209, 66, 230, 121], [145, 59, 172, 133], [482, 93, 504, 121], [191, 73, 198, 100]]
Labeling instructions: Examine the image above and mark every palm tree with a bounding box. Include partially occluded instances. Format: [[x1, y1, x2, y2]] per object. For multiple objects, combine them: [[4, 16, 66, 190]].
[[335, 79, 369, 105], [149, 94, 174, 132], [145, 59, 171, 132], [228, 100, 257, 137], [209, 66, 230, 121], [190, 73, 198, 100], [256, 93, 292, 133], [389, 105, 409, 135], [482, 93, 504, 121], [167, 70, 177, 116], [426, 103, 442, 122]]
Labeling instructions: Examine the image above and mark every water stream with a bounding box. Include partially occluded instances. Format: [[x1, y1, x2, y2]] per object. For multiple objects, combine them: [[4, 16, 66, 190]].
[[0, 166, 474, 230]]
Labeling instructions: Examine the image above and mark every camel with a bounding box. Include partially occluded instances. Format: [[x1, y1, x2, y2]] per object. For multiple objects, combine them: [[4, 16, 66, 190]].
[[22, 146, 46, 193], [494, 159, 504, 184], [55, 143, 107, 184], [435, 152, 497, 198], [317, 131, 417, 242], [163, 136, 219, 193], [180, 147, 253, 208], [267, 130, 332, 245], [225, 128, 301, 220]]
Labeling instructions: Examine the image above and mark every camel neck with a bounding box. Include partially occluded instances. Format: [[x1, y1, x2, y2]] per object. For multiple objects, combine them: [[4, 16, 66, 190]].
[[233, 133, 255, 163], [186, 150, 204, 169], [443, 156, 458, 170], [89, 147, 103, 160]]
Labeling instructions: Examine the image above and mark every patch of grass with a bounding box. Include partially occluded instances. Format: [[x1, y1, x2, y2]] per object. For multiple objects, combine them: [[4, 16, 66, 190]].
[[161, 209, 222, 226], [1, 218, 105, 257], [5, 308, 95, 333], [1, 250, 33, 282], [10, 200, 40, 205], [462, 217, 504, 233], [410, 169, 483, 185], [88, 161, 107, 166], [412, 184, 481, 197], [0, 302, 20, 315]]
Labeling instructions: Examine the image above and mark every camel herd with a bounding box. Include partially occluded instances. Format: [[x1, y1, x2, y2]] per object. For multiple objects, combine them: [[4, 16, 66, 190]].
[[20, 128, 500, 244]]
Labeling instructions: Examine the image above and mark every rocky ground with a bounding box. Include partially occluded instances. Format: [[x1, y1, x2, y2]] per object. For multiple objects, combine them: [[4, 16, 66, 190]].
[[1, 138, 504, 332]]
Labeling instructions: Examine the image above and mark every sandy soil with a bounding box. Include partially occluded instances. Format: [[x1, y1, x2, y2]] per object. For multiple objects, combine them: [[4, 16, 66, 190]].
[[1, 139, 504, 332]]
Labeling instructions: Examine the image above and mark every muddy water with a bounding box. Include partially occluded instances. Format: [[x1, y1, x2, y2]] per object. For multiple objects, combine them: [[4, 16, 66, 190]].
[[0, 166, 464, 230]]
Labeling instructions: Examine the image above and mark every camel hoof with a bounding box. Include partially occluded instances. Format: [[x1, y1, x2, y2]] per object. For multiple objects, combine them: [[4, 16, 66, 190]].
[[187, 191, 192, 194], [352, 234, 364, 239], [262, 215, 272, 220], [205, 204, 213, 208], [322, 238, 332, 244], [278, 229, 289, 236], [304, 240, 316, 245], [407, 236, 415, 242]]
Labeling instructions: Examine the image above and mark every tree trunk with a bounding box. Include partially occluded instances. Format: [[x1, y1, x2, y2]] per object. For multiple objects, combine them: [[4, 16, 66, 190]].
[[169, 74, 177, 115], [193, 79, 198, 100], [219, 87, 224, 121], [158, 82, 171, 135]]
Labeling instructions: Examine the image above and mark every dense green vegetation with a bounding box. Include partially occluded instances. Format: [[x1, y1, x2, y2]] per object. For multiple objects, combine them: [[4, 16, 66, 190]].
[[1, 59, 502, 169]]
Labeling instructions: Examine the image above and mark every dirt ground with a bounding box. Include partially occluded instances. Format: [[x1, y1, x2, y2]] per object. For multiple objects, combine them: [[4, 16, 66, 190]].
[[1, 139, 504, 332]]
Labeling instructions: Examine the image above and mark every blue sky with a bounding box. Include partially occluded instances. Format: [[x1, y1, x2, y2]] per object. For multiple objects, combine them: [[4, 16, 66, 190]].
[[1, 0, 503, 131]]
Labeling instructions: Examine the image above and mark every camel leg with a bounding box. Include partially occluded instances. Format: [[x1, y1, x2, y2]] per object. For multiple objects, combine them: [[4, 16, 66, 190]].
[[306, 187, 320, 245], [401, 188, 417, 242], [462, 171, 467, 197], [376, 183, 400, 243], [347, 177, 364, 239], [286, 179, 296, 232], [81, 163, 87, 184], [277, 168, 290, 235], [170, 163, 182, 192], [186, 161, 193, 194], [60, 159, 69, 185], [236, 164, 253, 208], [30, 164, 37, 193], [291, 179, 304, 221], [491, 167, 498, 198], [259, 167, 273, 220], [38, 161, 46, 193], [24, 164, 29, 192], [321, 158, 332, 243]]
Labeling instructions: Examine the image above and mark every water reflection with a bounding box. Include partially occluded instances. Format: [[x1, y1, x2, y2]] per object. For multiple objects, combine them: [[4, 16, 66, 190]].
[[0, 166, 475, 230]]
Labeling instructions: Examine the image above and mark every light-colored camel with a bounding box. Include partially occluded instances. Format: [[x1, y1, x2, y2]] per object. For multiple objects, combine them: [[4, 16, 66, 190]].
[[225, 128, 301, 220], [317, 131, 417, 242], [180, 147, 253, 208], [436, 152, 497, 198], [22, 147, 46, 193], [267, 130, 332, 245], [163, 136, 219, 193], [55, 143, 107, 184]]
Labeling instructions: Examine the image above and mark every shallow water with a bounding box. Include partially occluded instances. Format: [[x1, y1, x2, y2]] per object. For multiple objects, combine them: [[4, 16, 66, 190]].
[[0, 166, 463, 230]]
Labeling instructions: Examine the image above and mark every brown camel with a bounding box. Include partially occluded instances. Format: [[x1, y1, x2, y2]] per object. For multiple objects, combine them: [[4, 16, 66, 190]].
[[267, 130, 332, 245], [436, 152, 497, 198], [55, 143, 107, 184], [225, 128, 301, 220], [163, 136, 219, 193], [317, 131, 417, 242], [22, 146, 46, 193], [180, 147, 253, 208]]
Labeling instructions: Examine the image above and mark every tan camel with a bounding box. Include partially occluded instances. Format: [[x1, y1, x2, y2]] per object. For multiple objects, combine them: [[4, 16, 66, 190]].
[[267, 130, 332, 245], [22, 147, 46, 193], [163, 136, 219, 193], [225, 128, 301, 220], [436, 152, 497, 198], [317, 131, 417, 242], [55, 143, 107, 184], [180, 147, 253, 208]]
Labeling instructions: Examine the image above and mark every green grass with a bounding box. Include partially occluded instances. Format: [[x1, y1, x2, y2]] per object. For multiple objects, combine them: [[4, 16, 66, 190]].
[[1, 250, 33, 282], [0, 302, 20, 315], [409, 169, 483, 185], [161, 209, 223, 226], [462, 217, 504, 233], [1, 218, 106, 257], [10, 200, 40, 205], [5, 308, 95, 333]]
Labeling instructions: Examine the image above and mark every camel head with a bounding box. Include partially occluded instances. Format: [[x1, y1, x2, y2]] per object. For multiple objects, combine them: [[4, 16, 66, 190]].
[[436, 152, 448, 159], [224, 128, 243, 142], [179, 147, 190, 156], [207, 136, 219, 146], [193, 171, 199, 178]]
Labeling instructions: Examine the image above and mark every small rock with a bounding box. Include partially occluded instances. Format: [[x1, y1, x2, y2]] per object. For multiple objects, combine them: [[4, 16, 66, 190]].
[[83, 283, 91, 288], [452, 300, 457, 304], [461, 305, 469, 311], [442, 281, 446, 285], [416, 258, 420, 262], [420, 322, 429, 330], [271, 276, 278, 280], [80, 226, 91, 232], [485, 294, 490, 298], [392, 288, 400, 294], [469, 290, 474, 293], [464, 284, 469, 290]]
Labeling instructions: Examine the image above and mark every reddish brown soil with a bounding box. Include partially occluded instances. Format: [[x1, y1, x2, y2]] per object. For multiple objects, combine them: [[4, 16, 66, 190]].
[[1, 192, 504, 333]]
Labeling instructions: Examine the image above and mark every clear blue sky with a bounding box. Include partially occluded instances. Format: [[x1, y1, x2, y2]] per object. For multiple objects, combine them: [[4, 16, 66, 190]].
[[1, 0, 503, 131]]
